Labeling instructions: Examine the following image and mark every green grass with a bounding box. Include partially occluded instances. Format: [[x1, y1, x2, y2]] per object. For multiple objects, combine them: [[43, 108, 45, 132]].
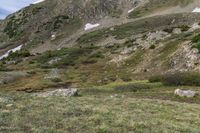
[[0, 81, 200, 132]]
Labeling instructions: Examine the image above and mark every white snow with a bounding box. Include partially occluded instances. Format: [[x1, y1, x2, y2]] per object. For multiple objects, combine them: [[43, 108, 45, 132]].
[[84, 23, 100, 31], [192, 8, 200, 13], [0, 45, 23, 60], [128, 8, 134, 13], [51, 35, 56, 38], [33, 0, 45, 4]]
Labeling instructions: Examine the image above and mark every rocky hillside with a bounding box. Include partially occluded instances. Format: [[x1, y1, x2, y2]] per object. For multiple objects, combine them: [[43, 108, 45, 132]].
[[0, 0, 199, 53], [0, 0, 135, 53], [1, 0, 200, 89]]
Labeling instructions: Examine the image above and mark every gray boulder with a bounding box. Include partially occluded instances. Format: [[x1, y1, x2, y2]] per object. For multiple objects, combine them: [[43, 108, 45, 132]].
[[33, 88, 78, 97], [174, 89, 197, 98]]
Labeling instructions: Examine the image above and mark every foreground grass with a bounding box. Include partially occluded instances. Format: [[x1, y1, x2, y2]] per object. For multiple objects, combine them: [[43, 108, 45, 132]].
[[0, 81, 200, 133]]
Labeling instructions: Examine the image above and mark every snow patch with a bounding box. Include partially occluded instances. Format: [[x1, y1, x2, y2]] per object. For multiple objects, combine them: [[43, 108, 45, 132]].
[[192, 8, 200, 13], [33, 0, 45, 4], [128, 8, 134, 13], [84, 23, 100, 31], [0, 45, 23, 60]]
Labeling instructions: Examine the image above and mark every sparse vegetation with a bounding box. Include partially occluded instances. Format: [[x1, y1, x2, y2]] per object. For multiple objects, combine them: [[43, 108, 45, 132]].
[[129, 0, 193, 18], [114, 83, 151, 92], [36, 47, 104, 68]]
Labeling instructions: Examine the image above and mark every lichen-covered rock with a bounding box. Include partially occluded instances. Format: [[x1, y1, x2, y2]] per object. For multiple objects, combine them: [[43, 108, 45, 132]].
[[174, 89, 197, 98], [33, 88, 78, 97]]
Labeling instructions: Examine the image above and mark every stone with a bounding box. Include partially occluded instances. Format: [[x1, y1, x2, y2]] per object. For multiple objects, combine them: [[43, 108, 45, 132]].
[[6, 104, 13, 107], [173, 28, 182, 34], [44, 68, 60, 79], [32, 88, 78, 97], [174, 89, 197, 98]]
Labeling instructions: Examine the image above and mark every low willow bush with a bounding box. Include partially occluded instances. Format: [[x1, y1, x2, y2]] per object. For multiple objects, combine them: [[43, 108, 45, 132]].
[[149, 75, 163, 83], [149, 72, 200, 86]]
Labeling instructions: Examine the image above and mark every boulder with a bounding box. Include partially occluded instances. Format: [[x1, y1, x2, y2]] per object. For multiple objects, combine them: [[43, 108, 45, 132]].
[[33, 88, 78, 97], [174, 89, 197, 98]]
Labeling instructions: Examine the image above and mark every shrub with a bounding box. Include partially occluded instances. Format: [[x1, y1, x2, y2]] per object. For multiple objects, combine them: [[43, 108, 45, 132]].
[[149, 45, 156, 49], [163, 28, 173, 33], [178, 25, 190, 32], [162, 72, 200, 86], [51, 78, 62, 83], [82, 59, 98, 64], [150, 72, 200, 86], [114, 83, 151, 92], [192, 34, 200, 43], [120, 76, 132, 82], [4, 48, 30, 61], [192, 34, 200, 52], [149, 75, 162, 83], [0, 62, 9, 71]]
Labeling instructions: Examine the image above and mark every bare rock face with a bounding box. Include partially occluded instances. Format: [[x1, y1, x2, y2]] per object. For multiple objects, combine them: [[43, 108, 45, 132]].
[[174, 89, 197, 98], [169, 43, 200, 72], [32, 88, 78, 97]]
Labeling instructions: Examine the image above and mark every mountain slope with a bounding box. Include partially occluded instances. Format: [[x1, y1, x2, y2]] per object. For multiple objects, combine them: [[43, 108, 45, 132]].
[[1, 0, 200, 54], [1, 0, 200, 132], [0, 0, 200, 88]]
